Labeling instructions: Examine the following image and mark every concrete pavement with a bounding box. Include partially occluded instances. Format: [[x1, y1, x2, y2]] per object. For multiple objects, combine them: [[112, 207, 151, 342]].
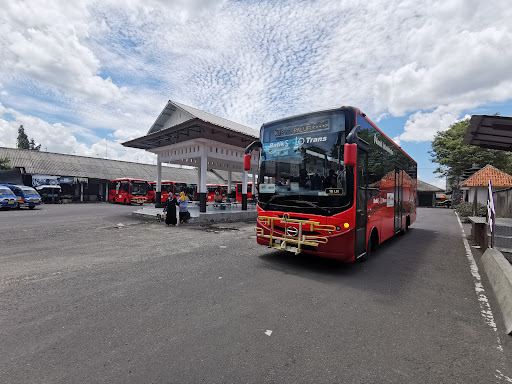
[[0, 205, 511, 383]]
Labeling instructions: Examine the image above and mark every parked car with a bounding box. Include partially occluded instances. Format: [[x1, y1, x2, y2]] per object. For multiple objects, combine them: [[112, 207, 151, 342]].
[[2, 184, 42, 209], [437, 199, 452, 208], [0, 185, 18, 209]]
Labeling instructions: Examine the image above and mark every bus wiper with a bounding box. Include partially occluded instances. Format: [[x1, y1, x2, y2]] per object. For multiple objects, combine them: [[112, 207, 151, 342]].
[[288, 200, 330, 215], [264, 194, 282, 210]]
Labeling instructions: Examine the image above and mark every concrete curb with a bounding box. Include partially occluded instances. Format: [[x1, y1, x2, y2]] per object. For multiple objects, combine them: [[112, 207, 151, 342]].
[[481, 248, 512, 334], [132, 208, 257, 224]]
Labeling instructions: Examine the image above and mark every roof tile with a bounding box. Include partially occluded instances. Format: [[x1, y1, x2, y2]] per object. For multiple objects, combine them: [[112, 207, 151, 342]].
[[460, 165, 512, 187]]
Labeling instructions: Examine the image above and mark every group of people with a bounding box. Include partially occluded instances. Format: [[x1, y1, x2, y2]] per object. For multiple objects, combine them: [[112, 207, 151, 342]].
[[164, 191, 190, 226], [298, 169, 338, 190]]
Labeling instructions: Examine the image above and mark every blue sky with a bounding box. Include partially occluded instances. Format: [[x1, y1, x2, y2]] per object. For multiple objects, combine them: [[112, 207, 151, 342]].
[[1, 0, 512, 188]]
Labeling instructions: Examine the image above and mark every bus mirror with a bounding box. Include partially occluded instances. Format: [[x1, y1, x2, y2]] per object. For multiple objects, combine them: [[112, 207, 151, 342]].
[[344, 143, 357, 166], [244, 154, 251, 171]]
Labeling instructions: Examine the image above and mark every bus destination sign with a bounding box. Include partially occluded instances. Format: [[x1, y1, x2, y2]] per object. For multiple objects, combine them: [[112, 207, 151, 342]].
[[274, 120, 329, 137]]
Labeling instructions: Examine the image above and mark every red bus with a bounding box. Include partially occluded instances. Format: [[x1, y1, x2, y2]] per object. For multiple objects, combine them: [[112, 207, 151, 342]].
[[236, 183, 253, 202], [108, 178, 149, 204], [148, 181, 188, 203], [206, 184, 229, 201], [245, 106, 417, 263]]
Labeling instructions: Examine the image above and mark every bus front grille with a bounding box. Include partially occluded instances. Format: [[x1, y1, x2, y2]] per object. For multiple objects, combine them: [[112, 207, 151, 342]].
[[255, 215, 335, 255]]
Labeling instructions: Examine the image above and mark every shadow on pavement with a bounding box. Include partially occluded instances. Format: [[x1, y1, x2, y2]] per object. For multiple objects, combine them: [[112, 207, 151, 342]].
[[257, 226, 436, 298]]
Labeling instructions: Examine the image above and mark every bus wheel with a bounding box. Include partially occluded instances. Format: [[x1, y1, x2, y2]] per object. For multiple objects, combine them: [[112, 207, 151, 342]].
[[124, 199, 127, 205], [358, 230, 378, 263], [29, 206, 35, 210]]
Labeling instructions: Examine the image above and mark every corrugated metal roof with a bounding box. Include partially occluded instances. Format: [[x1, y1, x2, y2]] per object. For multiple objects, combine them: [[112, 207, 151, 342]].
[[417, 180, 444, 192], [460, 164, 512, 187], [0, 147, 234, 184]]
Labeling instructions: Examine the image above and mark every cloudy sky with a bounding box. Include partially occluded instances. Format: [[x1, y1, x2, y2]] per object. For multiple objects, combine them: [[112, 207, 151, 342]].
[[1, 0, 511, 187]]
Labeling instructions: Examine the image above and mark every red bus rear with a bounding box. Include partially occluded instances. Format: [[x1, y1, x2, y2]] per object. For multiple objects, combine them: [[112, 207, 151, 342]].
[[247, 106, 417, 263], [108, 178, 149, 204], [235, 183, 252, 202], [148, 181, 188, 203]]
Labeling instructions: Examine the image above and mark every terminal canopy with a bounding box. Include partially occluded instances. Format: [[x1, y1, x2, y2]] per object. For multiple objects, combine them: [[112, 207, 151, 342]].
[[122, 100, 260, 173], [464, 115, 512, 151]]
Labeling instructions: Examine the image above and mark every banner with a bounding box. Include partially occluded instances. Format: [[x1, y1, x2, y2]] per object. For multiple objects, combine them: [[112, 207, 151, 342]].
[[32, 175, 59, 187], [58, 177, 75, 184]]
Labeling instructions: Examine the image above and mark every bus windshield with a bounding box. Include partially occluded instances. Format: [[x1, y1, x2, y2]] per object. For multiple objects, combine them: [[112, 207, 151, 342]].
[[258, 111, 353, 215], [131, 181, 148, 196], [174, 183, 187, 194]]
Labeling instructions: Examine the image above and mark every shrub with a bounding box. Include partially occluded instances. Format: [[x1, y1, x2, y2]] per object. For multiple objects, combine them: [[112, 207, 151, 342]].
[[455, 201, 487, 221]]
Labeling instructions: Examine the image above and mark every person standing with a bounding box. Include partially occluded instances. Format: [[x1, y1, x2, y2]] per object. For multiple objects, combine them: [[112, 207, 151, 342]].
[[178, 191, 190, 224], [164, 194, 178, 226], [214, 190, 223, 204]]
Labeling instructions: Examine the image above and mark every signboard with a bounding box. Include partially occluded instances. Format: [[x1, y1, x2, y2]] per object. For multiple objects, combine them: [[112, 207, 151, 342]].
[[32, 175, 59, 187], [274, 119, 329, 138], [325, 188, 344, 195], [58, 177, 75, 184], [259, 184, 276, 194], [387, 193, 395, 207]]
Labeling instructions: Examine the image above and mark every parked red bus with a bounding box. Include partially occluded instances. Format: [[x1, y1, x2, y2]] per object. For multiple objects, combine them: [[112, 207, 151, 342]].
[[206, 184, 229, 201], [108, 178, 149, 204], [236, 183, 253, 202], [148, 181, 188, 203], [245, 106, 417, 263]]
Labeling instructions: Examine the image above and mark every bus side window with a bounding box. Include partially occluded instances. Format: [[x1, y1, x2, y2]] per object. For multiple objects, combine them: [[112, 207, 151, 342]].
[[121, 181, 129, 192]]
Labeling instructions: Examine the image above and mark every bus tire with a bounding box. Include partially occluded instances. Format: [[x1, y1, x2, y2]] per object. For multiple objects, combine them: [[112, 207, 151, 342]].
[[124, 199, 127, 205], [356, 239, 370, 263], [358, 229, 378, 263], [29, 206, 35, 210]]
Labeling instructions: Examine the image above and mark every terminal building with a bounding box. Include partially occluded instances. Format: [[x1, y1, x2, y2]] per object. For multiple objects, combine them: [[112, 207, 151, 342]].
[[1, 101, 259, 207], [0, 146, 244, 202]]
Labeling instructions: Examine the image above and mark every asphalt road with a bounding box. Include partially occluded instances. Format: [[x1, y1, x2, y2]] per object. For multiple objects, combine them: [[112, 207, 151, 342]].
[[1, 204, 511, 383]]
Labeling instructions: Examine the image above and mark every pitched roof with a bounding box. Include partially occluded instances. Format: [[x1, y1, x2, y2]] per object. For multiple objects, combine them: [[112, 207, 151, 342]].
[[0, 147, 236, 184], [460, 164, 512, 187], [147, 100, 258, 138], [417, 180, 444, 192]]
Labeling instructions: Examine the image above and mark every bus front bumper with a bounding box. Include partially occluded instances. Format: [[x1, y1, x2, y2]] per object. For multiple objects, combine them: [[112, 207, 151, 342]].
[[255, 216, 356, 262]]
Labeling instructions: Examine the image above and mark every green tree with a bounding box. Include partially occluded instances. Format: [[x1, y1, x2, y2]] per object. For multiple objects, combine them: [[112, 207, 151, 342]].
[[17, 125, 40, 151], [0, 157, 13, 170], [29, 139, 41, 151], [17, 125, 30, 149], [430, 119, 512, 188]]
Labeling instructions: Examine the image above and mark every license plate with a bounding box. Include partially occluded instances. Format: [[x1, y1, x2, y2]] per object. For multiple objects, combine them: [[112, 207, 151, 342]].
[[8, 201, 14, 204]]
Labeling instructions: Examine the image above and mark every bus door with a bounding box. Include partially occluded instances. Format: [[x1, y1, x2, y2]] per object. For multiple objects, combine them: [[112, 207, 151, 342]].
[[394, 167, 403, 233], [355, 151, 368, 258]]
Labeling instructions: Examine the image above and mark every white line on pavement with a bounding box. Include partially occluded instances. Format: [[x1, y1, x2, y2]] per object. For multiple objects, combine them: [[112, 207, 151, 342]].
[[455, 213, 512, 381]]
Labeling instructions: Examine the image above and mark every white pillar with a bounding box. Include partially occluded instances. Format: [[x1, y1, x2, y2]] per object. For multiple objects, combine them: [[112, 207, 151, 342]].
[[200, 152, 207, 193], [156, 153, 162, 193], [227, 170, 232, 192], [242, 171, 248, 194], [80, 183, 84, 202], [251, 172, 256, 195], [105, 183, 108, 201]]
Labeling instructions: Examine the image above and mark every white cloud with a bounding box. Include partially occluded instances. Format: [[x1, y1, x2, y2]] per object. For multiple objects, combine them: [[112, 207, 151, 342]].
[[373, 0, 512, 142], [0, 103, 155, 164], [0, 0, 511, 165]]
